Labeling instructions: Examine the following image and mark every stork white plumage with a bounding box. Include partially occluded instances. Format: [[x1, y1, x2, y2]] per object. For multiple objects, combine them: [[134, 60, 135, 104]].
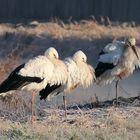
[[0, 47, 68, 124], [95, 37, 140, 105], [39, 50, 96, 117]]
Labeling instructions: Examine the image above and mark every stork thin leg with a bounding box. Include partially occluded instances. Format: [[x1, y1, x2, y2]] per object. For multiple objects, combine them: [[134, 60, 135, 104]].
[[115, 80, 119, 107], [31, 91, 36, 125], [63, 92, 67, 118]]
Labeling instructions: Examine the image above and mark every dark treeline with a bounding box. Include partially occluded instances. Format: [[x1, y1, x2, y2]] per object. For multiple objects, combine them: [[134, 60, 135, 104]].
[[0, 0, 140, 22]]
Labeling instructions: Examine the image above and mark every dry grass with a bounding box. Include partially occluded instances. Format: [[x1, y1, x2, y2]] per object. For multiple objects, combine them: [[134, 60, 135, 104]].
[[0, 107, 140, 140], [0, 20, 140, 139]]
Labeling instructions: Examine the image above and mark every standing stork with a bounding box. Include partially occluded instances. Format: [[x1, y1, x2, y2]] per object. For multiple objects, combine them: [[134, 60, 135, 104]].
[[0, 47, 68, 124], [39, 50, 96, 117], [95, 37, 139, 105]]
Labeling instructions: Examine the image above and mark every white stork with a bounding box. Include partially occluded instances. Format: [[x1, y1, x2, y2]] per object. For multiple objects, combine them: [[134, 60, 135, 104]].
[[0, 47, 68, 124], [95, 37, 140, 105], [39, 50, 96, 117]]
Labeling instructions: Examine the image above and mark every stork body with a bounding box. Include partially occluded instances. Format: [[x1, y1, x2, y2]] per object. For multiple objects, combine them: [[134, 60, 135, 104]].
[[0, 47, 68, 123], [95, 38, 140, 105], [39, 51, 96, 117]]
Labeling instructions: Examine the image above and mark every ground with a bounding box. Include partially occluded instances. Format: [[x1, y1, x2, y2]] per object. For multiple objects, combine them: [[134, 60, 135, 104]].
[[0, 106, 140, 140], [0, 19, 140, 139]]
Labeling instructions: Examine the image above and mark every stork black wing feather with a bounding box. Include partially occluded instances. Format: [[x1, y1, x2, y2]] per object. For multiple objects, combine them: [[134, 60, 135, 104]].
[[95, 62, 114, 78], [39, 84, 61, 100], [0, 63, 43, 93]]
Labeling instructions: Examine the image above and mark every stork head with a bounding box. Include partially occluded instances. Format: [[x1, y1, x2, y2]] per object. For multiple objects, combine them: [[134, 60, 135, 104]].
[[44, 47, 59, 59], [125, 37, 139, 59], [73, 50, 87, 63], [126, 37, 136, 47]]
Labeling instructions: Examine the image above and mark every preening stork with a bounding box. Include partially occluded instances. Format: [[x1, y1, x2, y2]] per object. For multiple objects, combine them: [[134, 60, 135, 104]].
[[0, 47, 68, 124], [39, 50, 96, 117], [95, 37, 140, 105]]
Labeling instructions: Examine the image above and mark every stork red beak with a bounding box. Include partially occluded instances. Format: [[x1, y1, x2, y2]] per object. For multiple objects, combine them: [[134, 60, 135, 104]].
[[131, 45, 139, 59]]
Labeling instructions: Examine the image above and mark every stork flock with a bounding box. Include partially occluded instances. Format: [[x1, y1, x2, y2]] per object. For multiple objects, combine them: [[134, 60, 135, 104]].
[[0, 37, 139, 124]]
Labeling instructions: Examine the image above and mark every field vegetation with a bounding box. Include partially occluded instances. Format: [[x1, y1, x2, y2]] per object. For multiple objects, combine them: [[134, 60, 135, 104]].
[[0, 19, 140, 139]]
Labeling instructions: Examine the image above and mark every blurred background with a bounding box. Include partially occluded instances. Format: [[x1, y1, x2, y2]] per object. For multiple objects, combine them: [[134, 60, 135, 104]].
[[0, 0, 140, 23]]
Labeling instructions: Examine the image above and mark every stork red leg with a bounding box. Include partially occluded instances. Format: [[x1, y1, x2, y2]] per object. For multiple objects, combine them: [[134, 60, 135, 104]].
[[63, 92, 67, 118], [31, 90, 36, 125], [115, 80, 119, 106]]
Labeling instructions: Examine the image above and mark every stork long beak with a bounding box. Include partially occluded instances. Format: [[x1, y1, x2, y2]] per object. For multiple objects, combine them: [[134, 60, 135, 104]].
[[131, 45, 139, 59]]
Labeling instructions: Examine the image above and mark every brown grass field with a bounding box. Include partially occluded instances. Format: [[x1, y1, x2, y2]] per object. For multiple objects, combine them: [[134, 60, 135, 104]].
[[0, 19, 140, 139]]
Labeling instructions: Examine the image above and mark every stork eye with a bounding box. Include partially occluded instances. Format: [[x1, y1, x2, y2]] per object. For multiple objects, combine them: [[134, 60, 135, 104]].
[[53, 54, 56, 58], [82, 57, 85, 62]]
